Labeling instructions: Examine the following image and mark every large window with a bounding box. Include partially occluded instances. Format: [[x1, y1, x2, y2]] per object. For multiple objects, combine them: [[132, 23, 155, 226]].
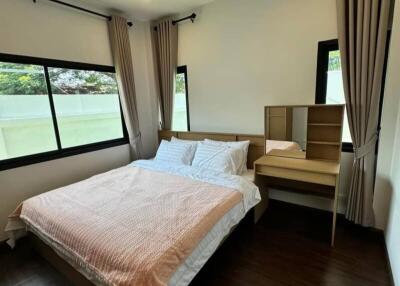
[[172, 66, 190, 131], [315, 40, 353, 152], [48, 68, 124, 148], [0, 54, 127, 170]]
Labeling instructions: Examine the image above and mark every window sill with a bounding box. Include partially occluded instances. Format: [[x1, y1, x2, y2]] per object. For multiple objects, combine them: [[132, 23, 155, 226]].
[[0, 138, 129, 171], [342, 142, 354, 153]]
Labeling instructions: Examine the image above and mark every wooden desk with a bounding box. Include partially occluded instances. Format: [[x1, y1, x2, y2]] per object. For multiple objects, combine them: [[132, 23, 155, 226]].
[[254, 153, 341, 246]]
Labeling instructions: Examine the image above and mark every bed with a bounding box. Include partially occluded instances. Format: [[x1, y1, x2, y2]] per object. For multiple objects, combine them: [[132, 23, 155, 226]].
[[5, 131, 264, 286]]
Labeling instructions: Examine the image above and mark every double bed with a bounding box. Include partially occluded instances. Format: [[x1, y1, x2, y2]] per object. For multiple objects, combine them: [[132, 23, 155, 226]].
[[6, 131, 264, 286]]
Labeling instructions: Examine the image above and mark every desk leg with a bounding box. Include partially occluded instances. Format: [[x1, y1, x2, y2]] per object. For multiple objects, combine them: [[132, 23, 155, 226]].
[[253, 175, 269, 224], [331, 175, 340, 247]]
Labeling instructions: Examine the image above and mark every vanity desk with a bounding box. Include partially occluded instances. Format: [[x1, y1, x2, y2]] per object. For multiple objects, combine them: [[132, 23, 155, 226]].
[[255, 104, 345, 246]]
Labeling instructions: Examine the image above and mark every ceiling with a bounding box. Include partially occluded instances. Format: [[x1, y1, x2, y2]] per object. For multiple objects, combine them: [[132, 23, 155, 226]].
[[77, 0, 215, 21]]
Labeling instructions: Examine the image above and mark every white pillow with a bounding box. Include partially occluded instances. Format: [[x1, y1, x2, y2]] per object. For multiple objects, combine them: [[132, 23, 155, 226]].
[[170, 137, 199, 163], [204, 139, 250, 174], [155, 140, 196, 165], [171, 136, 200, 147], [192, 142, 243, 175]]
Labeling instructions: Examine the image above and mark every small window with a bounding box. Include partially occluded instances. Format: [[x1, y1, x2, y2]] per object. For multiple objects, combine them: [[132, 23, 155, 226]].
[[0, 53, 128, 170], [315, 40, 353, 152], [172, 66, 190, 131]]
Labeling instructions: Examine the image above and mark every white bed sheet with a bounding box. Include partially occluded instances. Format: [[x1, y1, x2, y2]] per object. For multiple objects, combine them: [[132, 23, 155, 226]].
[[241, 169, 255, 182]]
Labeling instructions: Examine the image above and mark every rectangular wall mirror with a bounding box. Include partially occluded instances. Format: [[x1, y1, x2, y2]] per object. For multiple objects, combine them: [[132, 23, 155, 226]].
[[264, 105, 345, 161]]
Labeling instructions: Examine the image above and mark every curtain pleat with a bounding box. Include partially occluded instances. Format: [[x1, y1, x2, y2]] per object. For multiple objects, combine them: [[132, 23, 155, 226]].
[[337, 0, 391, 226], [152, 18, 178, 130], [108, 16, 143, 160]]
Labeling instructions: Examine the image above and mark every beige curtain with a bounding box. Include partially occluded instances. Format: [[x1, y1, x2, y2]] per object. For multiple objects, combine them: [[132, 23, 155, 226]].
[[152, 18, 178, 130], [108, 16, 142, 160], [337, 0, 391, 226]]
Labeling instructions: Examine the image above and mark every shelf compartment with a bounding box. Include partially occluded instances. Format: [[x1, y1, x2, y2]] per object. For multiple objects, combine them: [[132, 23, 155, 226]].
[[307, 124, 342, 143], [306, 143, 341, 161], [308, 105, 344, 124]]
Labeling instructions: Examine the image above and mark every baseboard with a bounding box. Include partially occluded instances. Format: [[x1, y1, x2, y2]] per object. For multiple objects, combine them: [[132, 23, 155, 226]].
[[383, 235, 396, 286]]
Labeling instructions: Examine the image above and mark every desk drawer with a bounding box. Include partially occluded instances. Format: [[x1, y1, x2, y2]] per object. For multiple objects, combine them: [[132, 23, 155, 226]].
[[255, 165, 336, 186]]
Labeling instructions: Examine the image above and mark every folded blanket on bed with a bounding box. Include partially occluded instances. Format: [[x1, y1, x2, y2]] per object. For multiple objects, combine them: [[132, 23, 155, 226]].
[[5, 162, 260, 286]]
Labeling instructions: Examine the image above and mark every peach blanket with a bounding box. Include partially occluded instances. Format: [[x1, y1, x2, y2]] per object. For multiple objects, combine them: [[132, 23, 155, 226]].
[[9, 166, 242, 286]]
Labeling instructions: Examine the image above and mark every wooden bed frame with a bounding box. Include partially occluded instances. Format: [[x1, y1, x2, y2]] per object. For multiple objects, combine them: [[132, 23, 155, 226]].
[[29, 233, 94, 286], [28, 130, 265, 285]]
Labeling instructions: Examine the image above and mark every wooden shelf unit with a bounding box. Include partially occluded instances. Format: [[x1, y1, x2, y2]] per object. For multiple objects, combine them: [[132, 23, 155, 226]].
[[306, 105, 344, 161]]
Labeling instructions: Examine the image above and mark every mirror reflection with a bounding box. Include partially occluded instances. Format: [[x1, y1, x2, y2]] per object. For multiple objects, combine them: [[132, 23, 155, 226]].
[[265, 106, 308, 156]]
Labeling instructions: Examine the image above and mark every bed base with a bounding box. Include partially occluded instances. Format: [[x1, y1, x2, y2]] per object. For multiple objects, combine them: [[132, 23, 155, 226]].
[[29, 233, 94, 286]]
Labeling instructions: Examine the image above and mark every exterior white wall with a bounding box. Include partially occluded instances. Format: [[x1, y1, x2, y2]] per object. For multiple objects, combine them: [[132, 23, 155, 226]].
[[177, 0, 354, 214], [375, 0, 400, 284], [0, 0, 158, 241]]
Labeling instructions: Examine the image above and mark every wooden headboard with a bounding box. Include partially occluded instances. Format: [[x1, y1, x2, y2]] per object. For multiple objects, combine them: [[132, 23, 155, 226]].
[[158, 130, 264, 169]]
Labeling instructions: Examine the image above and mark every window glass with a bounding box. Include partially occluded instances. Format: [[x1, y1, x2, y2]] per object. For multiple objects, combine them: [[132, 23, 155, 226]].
[[48, 68, 124, 148], [172, 69, 189, 131], [326, 50, 352, 143], [0, 62, 57, 160]]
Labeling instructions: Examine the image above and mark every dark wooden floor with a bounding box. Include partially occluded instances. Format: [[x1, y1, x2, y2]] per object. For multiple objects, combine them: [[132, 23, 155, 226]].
[[0, 200, 393, 286]]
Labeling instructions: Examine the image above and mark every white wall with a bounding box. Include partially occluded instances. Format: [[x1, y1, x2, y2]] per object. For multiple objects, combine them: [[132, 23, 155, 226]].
[[387, 111, 400, 286], [177, 0, 353, 213], [178, 0, 337, 133], [375, 0, 400, 284], [373, 5, 400, 230], [0, 0, 158, 241]]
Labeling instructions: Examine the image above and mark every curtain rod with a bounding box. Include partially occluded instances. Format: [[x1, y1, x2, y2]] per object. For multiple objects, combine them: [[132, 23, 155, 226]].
[[172, 13, 197, 25], [32, 0, 133, 27], [153, 13, 196, 31]]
